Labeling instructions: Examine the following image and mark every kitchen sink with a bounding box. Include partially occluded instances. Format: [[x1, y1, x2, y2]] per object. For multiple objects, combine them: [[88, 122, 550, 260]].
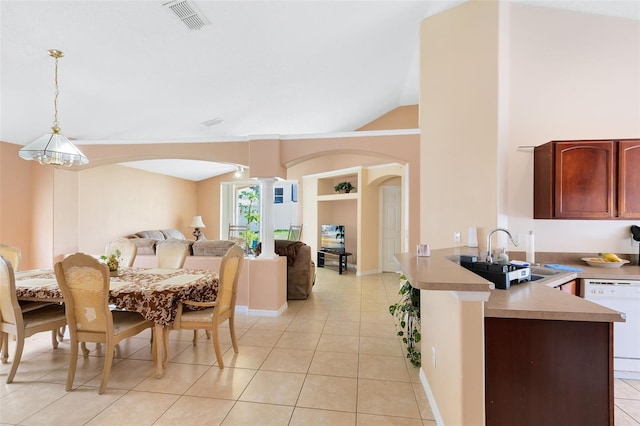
[[459, 259, 531, 290], [529, 267, 561, 276]]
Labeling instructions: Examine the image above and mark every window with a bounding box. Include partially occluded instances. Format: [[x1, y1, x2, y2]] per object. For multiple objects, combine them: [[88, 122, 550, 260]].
[[291, 183, 298, 202], [274, 187, 284, 204]]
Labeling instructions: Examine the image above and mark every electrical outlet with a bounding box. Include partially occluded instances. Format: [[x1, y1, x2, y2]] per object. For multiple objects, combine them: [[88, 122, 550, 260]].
[[513, 234, 521, 245], [631, 237, 640, 248], [432, 347, 436, 368], [453, 231, 461, 243]]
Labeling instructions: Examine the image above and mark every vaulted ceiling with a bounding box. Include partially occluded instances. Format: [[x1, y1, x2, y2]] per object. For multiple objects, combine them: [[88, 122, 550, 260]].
[[2, 1, 638, 180]]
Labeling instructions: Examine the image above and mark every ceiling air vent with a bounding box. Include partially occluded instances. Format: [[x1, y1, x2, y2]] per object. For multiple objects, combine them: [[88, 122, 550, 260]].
[[202, 117, 224, 127], [163, 0, 210, 31]]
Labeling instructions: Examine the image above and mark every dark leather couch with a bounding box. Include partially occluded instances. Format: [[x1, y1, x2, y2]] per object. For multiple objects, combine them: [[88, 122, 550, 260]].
[[257, 240, 315, 299]]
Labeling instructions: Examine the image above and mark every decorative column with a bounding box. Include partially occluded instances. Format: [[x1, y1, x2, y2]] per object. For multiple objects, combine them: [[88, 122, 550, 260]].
[[258, 178, 277, 259]]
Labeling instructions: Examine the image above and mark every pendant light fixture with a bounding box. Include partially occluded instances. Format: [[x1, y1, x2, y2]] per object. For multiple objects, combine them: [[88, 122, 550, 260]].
[[19, 49, 88, 166]]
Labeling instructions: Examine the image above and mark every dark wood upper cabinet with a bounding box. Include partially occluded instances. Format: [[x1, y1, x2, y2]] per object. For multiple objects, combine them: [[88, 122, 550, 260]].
[[534, 139, 640, 219], [618, 140, 640, 218]]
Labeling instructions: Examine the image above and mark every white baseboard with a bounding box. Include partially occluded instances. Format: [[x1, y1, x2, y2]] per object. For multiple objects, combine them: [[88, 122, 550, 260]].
[[245, 302, 288, 317], [419, 367, 445, 426], [235, 303, 288, 317], [356, 269, 379, 276]]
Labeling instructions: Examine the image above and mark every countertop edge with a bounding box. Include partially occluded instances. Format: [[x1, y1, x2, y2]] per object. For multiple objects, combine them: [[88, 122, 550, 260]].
[[395, 248, 627, 323]]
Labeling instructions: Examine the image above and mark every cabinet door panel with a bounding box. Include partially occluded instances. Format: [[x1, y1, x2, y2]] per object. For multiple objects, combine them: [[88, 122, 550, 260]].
[[558, 280, 577, 295], [554, 141, 615, 218], [618, 140, 640, 218]]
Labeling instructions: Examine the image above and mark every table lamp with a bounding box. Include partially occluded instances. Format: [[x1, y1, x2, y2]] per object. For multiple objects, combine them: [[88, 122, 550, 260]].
[[190, 216, 206, 240]]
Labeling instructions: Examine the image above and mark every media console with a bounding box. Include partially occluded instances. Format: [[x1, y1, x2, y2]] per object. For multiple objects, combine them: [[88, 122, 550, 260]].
[[317, 249, 352, 275]]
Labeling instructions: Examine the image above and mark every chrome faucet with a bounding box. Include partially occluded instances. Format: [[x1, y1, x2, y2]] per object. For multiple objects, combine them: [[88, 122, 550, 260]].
[[486, 228, 518, 263]]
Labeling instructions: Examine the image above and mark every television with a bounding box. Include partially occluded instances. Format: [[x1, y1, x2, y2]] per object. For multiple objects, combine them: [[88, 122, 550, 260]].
[[320, 224, 345, 253]]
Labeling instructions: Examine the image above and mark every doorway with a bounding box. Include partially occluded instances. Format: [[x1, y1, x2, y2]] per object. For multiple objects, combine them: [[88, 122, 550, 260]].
[[380, 186, 401, 272]]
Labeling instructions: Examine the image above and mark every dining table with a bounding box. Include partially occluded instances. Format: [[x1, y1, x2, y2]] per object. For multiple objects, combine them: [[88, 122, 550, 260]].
[[14, 266, 220, 378]]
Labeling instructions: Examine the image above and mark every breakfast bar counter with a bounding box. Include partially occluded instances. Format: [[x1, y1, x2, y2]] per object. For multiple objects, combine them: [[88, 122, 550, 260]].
[[395, 247, 626, 426], [395, 248, 627, 323]]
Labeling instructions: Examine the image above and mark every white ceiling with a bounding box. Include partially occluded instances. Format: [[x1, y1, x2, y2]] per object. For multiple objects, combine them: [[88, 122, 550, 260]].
[[2, 1, 638, 180]]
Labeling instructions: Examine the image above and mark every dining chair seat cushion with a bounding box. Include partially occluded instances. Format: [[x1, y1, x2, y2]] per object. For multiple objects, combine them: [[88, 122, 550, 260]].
[[23, 304, 66, 329], [178, 307, 215, 322]]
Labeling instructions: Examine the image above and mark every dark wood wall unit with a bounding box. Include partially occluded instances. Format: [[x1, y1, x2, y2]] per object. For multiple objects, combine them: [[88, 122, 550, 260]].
[[485, 317, 613, 426]]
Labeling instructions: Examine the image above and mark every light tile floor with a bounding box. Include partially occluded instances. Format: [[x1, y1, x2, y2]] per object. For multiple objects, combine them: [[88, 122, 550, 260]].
[[0, 268, 639, 425]]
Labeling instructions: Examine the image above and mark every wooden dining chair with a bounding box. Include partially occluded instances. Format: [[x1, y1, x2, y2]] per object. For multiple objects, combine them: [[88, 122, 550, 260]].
[[0, 256, 67, 383], [104, 238, 137, 268], [54, 253, 155, 394], [156, 238, 189, 268], [0, 243, 61, 340], [0, 243, 21, 271], [165, 245, 244, 368]]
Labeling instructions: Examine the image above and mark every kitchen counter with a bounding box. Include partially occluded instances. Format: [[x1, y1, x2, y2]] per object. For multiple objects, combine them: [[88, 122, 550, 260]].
[[395, 248, 626, 323], [396, 247, 626, 425]]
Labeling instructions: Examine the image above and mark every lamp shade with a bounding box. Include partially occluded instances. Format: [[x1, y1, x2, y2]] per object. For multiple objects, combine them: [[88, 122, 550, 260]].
[[190, 216, 206, 228], [19, 129, 89, 166]]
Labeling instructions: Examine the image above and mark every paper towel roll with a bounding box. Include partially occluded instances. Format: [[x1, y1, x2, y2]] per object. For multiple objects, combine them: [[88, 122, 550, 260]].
[[468, 227, 478, 248]]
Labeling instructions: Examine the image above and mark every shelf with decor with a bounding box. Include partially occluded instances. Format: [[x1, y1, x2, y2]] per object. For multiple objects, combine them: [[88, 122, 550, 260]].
[[317, 193, 358, 202], [303, 167, 361, 274], [317, 173, 358, 197]]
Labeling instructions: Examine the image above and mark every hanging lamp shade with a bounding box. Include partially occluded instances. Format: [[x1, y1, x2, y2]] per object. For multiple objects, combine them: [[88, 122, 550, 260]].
[[19, 49, 88, 167]]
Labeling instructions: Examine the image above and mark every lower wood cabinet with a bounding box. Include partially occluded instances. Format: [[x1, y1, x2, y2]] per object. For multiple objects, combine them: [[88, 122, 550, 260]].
[[485, 317, 613, 425], [557, 279, 577, 295]]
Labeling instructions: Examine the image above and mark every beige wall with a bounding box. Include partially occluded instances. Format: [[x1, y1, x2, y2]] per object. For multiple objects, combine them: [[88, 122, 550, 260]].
[[197, 171, 235, 241], [420, 0, 499, 251], [419, 3, 498, 423], [77, 165, 197, 255], [53, 169, 79, 264], [30, 165, 55, 269], [421, 2, 640, 256], [505, 4, 640, 254], [421, 290, 485, 425], [358, 105, 418, 131], [0, 143, 33, 268]]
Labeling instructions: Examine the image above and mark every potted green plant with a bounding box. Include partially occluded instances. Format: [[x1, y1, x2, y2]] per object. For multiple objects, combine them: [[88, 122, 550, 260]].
[[334, 181, 355, 194], [101, 249, 121, 277], [389, 274, 421, 367]]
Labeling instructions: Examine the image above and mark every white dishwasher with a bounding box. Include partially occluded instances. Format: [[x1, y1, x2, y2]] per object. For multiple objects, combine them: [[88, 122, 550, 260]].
[[584, 278, 640, 379]]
